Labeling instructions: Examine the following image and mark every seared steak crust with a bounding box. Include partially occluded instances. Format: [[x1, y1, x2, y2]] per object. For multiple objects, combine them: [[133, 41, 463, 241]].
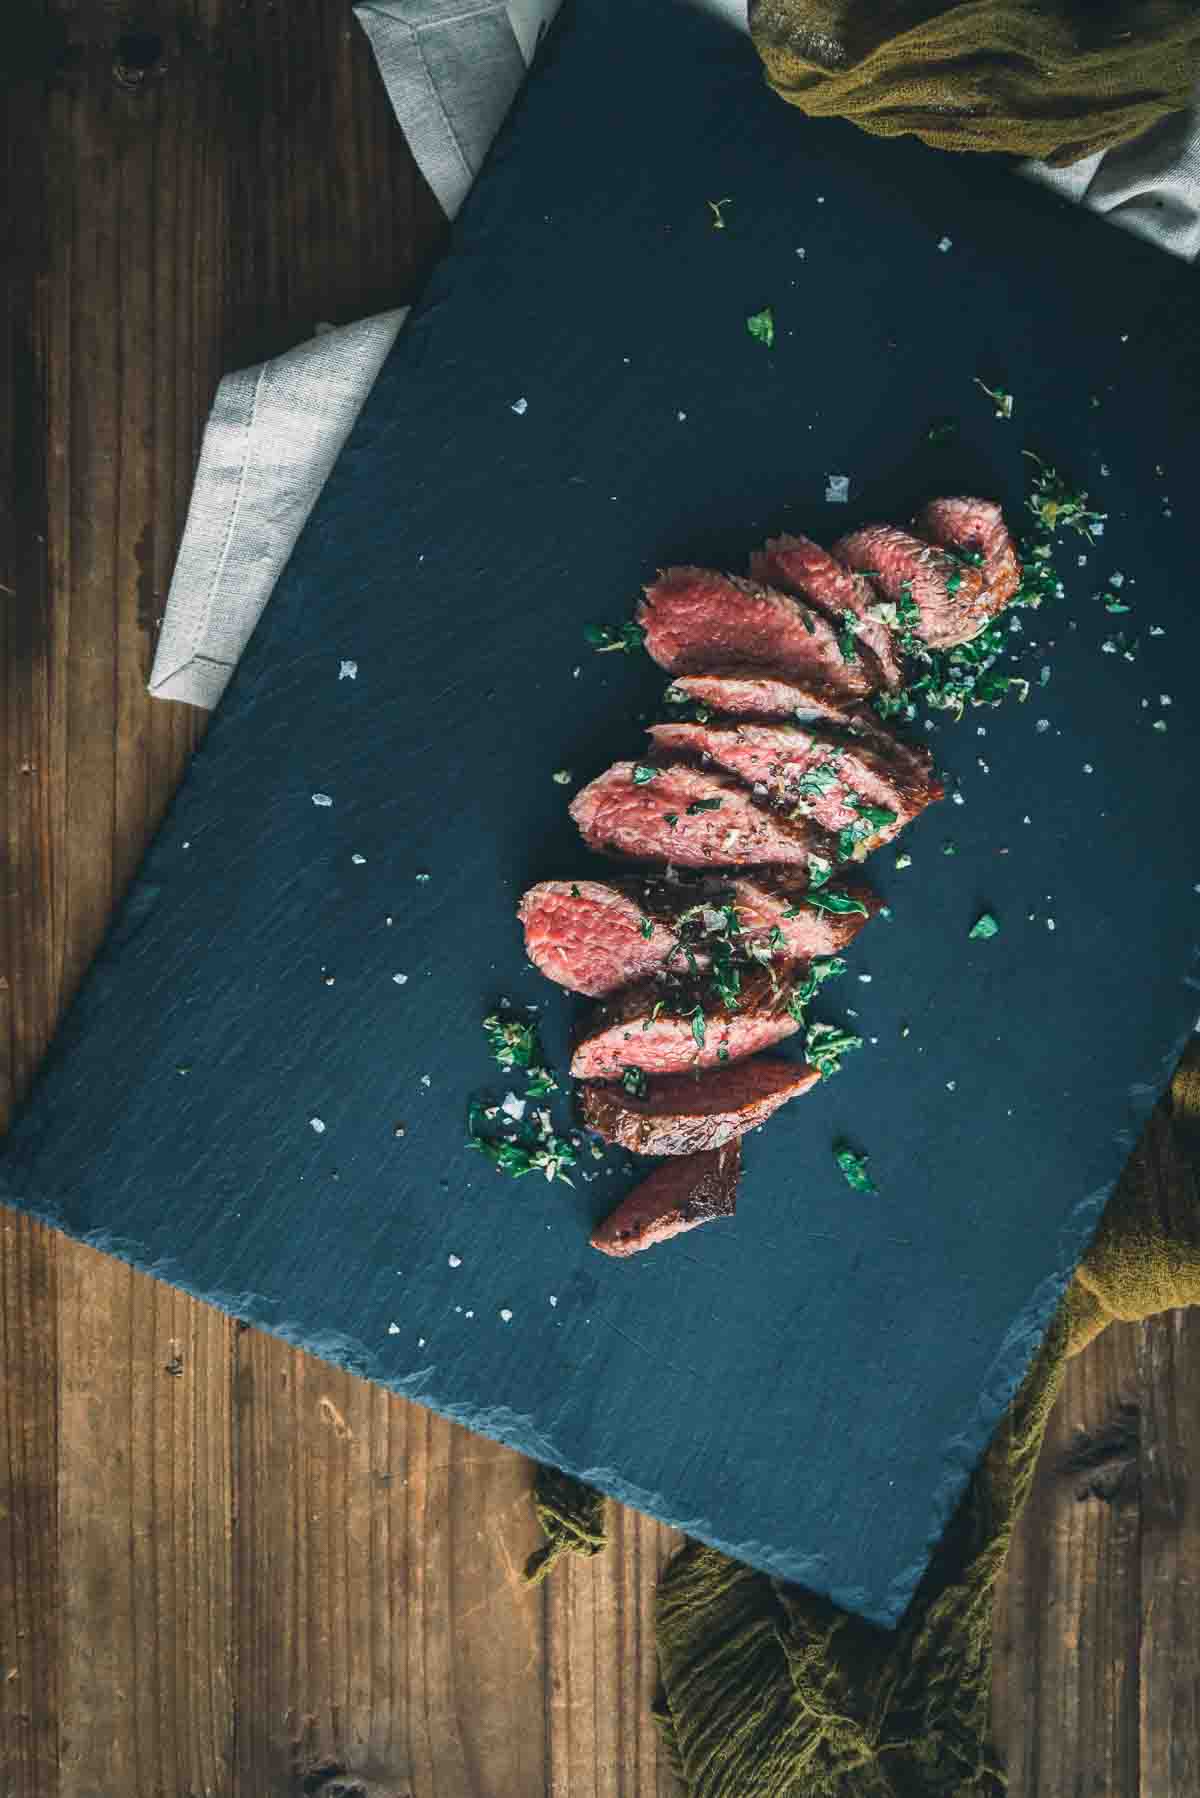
[[590, 1142, 740, 1257], [579, 1057, 819, 1154]]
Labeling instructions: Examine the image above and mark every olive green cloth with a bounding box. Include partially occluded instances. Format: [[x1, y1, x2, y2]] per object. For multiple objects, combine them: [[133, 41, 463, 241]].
[[748, 0, 1200, 167], [525, 1042, 1200, 1796]]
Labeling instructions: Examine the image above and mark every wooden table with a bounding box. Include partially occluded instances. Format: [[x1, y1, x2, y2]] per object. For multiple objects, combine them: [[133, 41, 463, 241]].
[[3, 7, 1198, 1792]]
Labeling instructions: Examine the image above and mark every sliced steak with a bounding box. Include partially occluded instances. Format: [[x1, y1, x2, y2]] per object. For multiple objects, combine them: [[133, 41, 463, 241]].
[[914, 496, 1021, 613], [518, 871, 873, 994], [570, 968, 799, 1079], [833, 523, 989, 650], [668, 668, 860, 724], [731, 870, 878, 958], [591, 1142, 740, 1258], [647, 719, 941, 855], [517, 879, 681, 997], [639, 567, 874, 700], [751, 534, 904, 690], [580, 1056, 819, 1154], [569, 760, 825, 869]]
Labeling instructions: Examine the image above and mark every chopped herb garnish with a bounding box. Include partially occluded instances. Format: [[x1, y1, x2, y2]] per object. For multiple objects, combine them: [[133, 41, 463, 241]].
[[837, 612, 860, 665], [849, 799, 898, 830], [804, 888, 869, 917], [807, 1023, 863, 1080], [584, 619, 645, 654], [716, 1047, 730, 1063], [621, 1066, 648, 1098], [834, 1141, 876, 1193], [525, 1067, 558, 1098], [837, 820, 872, 860], [570, 884, 582, 898], [686, 797, 723, 814], [690, 1007, 707, 1050], [746, 306, 775, 348], [942, 843, 957, 857], [467, 1100, 577, 1187], [708, 197, 732, 230], [808, 854, 832, 890], [974, 378, 1013, 420], [1023, 454, 1106, 542], [664, 812, 679, 829], [789, 955, 847, 1016], [640, 918, 654, 939], [969, 911, 999, 940], [482, 1013, 540, 1072], [709, 939, 743, 1010], [796, 762, 840, 799], [632, 764, 659, 784]]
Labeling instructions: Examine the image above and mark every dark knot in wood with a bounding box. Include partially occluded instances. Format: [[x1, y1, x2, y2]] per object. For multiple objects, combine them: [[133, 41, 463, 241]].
[[112, 28, 164, 90]]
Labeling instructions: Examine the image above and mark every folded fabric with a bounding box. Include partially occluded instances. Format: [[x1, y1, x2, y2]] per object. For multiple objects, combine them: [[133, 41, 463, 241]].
[[526, 1041, 1200, 1796], [751, 0, 1200, 167]]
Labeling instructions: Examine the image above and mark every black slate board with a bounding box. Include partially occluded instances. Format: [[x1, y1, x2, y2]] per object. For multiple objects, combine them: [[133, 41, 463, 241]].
[[3, 0, 1199, 1628]]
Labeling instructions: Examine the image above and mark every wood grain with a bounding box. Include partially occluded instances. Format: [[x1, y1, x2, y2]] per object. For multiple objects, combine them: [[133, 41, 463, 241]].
[[1, 2, 1198, 1793]]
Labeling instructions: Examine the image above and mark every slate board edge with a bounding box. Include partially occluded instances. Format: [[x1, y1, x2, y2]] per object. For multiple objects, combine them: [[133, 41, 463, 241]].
[[3, 962, 1197, 1630]]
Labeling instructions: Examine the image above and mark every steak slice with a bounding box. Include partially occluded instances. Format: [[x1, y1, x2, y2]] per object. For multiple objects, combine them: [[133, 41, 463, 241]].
[[570, 968, 800, 1079], [833, 523, 989, 650], [647, 719, 941, 855], [639, 567, 875, 699], [591, 1142, 740, 1258], [731, 870, 878, 959], [914, 496, 1021, 613], [518, 879, 681, 997], [751, 534, 904, 690], [669, 669, 866, 724], [580, 1056, 819, 1154], [518, 871, 874, 994], [569, 760, 825, 868]]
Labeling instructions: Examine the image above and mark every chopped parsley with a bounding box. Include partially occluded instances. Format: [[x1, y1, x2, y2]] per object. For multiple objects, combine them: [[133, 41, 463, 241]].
[[483, 1013, 540, 1073], [1024, 454, 1106, 542], [640, 918, 655, 940], [807, 1023, 863, 1081], [801, 888, 869, 918], [849, 799, 897, 830], [482, 1013, 557, 1094], [585, 620, 645, 654], [686, 797, 723, 815], [746, 306, 775, 348], [570, 884, 582, 898], [834, 1142, 876, 1194], [969, 911, 999, 940], [690, 1007, 707, 1050], [796, 762, 840, 799], [709, 939, 743, 1010], [808, 854, 832, 890], [467, 1101, 577, 1186], [974, 378, 1013, 420], [632, 764, 659, 784], [708, 197, 732, 230], [837, 820, 872, 860], [663, 812, 679, 829], [837, 612, 860, 665], [787, 955, 846, 1018], [621, 1066, 648, 1098]]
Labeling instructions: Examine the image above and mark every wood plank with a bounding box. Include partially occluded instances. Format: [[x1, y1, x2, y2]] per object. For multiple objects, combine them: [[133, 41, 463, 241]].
[[232, 1342, 548, 1796], [57, 1249, 235, 1798], [543, 1504, 684, 1798], [993, 1321, 1143, 1796]]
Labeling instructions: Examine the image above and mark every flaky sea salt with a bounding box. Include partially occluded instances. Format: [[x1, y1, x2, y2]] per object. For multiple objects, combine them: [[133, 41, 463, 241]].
[[309, 1117, 326, 1134], [312, 792, 333, 807], [824, 474, 849, 504], [499, 1309, 513, 1323], [511, 397, 528, 415], [392, 973, 408, 986], [387, 1322, 400, 1335], [351, 853, 366, 865], [448, 1254, 462, 1268], [338, 660, 358, 681], [937, 236, 952, 252]]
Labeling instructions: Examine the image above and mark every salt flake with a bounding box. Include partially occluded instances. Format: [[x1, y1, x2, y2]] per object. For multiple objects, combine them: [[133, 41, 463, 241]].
[[351, 853, 366, 865], [937, 236, 952, 252], [824, 474, 850, 504], [448, 1254, 462, 1269], [499, 1309, 513, 1323], [387, 1322, 400, 1335], [309, 1117, 326, 1134], [511, 397, 528, 415], [338, 660, 358, 681], [312, 792, 333, 807], [392, 973, 409, 986]]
